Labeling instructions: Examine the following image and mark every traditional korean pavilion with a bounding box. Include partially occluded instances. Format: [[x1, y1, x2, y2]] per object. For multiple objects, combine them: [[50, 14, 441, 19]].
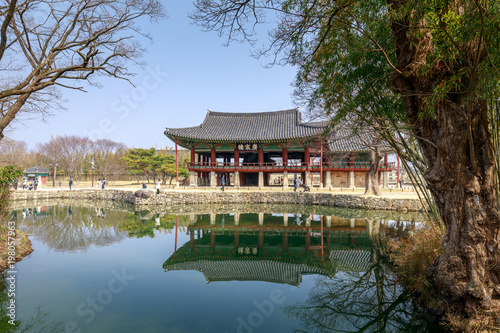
[[163, 212, 377, 286], [164, 109, 394, 187]]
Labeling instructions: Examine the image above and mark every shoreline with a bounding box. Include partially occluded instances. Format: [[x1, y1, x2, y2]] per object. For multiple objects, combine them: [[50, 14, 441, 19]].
[[10, 187, 426, 212]]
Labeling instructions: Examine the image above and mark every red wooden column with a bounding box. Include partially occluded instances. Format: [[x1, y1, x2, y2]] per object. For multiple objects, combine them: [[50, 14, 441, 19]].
[[174, 215, 179, 259], [282, 147, 288, 166], [304, 146, 310, 167], [175, 138, 179, 185], [258, 147, 263, 166], [320, 216, 324, 259], [211, 147, 216, 166], [234, 148, 239, 167], [320, 141, 323, 184], [190, 147, 195, 165]]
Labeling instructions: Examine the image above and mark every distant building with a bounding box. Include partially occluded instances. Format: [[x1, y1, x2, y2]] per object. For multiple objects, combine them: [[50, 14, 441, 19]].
[[24, 165, 49, 185], [165, 109, 394, 188]]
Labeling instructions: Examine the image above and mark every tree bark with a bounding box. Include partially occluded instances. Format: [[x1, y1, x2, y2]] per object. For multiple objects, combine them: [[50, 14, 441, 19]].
[[388, 1, 500, 314], [364, 149, 382, 196]]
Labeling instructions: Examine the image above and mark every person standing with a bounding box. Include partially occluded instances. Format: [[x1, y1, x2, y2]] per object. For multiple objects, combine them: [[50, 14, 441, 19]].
[[221, 176, 225, 191], [156, 179, 161, 194], [13, 178, 18, 190], [102, 178, 106, 189], [69, 178, 73, 191], [34, 179, 38, 190], [97, 179, 101, 189], [22, 178, 27, 190], [293, 177, 297, 192]]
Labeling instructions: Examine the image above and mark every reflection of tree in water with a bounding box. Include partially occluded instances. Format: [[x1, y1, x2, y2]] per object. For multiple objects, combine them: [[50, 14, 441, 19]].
[[118, 211, 181, 238], [0, 275, 62, 333], [17, 206, 129, 251], [285, 247, 439, 333]]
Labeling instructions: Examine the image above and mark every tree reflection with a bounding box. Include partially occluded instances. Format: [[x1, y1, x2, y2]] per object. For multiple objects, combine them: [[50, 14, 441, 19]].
[[118, 211, 180, 238], [17, 206, 128, 251], [285, 246, 439, 333]]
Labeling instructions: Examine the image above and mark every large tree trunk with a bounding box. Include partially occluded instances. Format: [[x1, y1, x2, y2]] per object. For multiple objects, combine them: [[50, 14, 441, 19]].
[[388, 1, 500, 316], [364, 149, 382, 196]]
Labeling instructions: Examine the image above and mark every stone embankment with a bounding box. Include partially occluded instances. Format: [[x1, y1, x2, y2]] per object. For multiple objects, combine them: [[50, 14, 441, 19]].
[[11, 189, 425, 212]]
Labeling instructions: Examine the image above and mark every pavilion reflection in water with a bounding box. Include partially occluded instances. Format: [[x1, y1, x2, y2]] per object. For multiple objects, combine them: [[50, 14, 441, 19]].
[[163, 212, 387, 286]]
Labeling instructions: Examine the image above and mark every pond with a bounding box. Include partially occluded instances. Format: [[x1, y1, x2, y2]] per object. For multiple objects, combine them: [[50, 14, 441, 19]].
[[2, 201, 440, 333]]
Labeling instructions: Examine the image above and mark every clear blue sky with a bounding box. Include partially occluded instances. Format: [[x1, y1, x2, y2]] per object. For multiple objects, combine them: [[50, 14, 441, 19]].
[[10, 1, 299, 150]]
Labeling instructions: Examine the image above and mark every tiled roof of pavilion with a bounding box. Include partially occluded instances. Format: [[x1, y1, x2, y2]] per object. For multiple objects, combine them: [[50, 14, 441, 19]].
[[164, 259, 333, 286], [24, 165, 50, 174], [329, 249, 372, 272], [328, 127, 393, 153], [164, 109, 328, 145]]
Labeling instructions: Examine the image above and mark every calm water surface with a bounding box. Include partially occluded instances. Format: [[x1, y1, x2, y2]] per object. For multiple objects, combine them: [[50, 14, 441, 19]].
[[2, 203, 439, 333]]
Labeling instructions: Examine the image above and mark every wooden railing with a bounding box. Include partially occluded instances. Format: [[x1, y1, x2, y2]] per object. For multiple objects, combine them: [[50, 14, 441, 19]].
[[189, 162, 395, 172]]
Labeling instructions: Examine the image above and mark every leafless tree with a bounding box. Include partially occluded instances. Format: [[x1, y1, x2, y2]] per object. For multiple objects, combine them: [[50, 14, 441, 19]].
[[0, 0, 165, 140], [0, 136, 32, 167], [92, 139, 127, 182], [38, 135, 92, 182]]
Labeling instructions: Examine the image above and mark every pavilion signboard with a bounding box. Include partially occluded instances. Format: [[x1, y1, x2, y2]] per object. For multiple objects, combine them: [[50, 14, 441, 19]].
[[237, 143, 259, 151]]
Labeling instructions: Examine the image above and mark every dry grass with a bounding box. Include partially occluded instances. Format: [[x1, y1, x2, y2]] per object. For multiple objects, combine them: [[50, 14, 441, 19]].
[[0, 225, 33, 273], [385, 223, 500, 332], [385, 222, 445, 309], [445, 307, 500, 333]]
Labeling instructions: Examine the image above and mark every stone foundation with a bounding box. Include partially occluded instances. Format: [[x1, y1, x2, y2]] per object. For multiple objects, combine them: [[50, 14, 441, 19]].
[[11, 189, 425, 212]]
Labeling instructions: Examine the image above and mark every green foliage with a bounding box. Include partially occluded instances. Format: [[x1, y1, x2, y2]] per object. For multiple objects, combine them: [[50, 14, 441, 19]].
[[119, 213, 177, 238], [121, 148, 157, 176], [121, 147, 189, 184], [0, 165, 22, 222]]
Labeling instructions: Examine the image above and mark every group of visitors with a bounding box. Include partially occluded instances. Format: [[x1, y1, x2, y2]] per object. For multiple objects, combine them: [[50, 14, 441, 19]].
[[12, 178, 38, 190], [96, 178, 106, 189], [67, 178, 106, 190]]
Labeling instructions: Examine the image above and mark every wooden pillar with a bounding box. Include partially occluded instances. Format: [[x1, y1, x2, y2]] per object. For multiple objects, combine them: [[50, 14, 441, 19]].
[[211, 147, 216, 166], [211, 232, 215, 250], [175, 138, 179, 187], [258, 230, 264, 249], [320, 141, 323, 188], [304, 146, 310, 167], [283, 233, 288, 252], [234, 231, 239, 250], [190, 147, 195, 165], [234, 148, 239, 167], [258, 147, 263, 166], [282, 147, 288, 166]]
